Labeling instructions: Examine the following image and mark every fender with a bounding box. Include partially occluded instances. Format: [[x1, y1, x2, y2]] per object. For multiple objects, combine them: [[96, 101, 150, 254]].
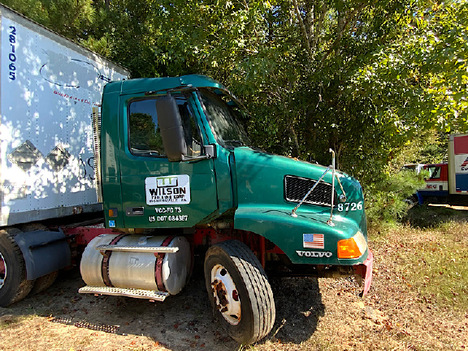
[[233, 204, 368, 266], [14, 230, 71, 280]]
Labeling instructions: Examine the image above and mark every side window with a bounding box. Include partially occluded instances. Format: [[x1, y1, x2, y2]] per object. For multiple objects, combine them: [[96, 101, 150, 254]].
[[129, 99, 164, 156], [128, 96, 203, 158], [428, 166, 441, 179], [178, 100, 203, 157]]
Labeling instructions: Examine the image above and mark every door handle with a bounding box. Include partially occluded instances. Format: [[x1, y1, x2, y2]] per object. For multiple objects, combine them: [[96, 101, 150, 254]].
[[126, 207, 144, 216]]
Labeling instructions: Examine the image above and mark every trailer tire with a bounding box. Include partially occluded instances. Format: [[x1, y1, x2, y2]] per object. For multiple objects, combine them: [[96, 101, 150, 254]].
[[0, 228, 34, 307], [204, 240, 275, 345], [30, 271, 59, 295]]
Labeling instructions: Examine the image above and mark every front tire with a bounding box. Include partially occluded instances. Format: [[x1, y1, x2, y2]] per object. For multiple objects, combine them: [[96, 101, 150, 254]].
[[204, 240, 275, 344], [0, 228, 34, 307]]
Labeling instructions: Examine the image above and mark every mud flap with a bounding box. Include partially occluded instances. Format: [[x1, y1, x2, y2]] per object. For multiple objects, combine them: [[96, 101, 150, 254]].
[[354, 250, 373, 296], [14, 230, 71, 280]]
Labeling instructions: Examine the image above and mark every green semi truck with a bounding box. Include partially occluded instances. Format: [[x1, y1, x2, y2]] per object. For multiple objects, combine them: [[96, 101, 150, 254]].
[[0, 5, 372, 345], [81, 75, 373, 343]]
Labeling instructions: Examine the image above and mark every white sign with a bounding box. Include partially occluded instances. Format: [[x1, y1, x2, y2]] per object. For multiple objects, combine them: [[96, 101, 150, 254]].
[[145, 175, 190, 205]]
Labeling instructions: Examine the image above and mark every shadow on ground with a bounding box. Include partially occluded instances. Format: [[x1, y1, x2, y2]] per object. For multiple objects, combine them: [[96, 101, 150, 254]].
[[269, 276, 324, 343], [0, 266, 325, 350], [405, 204, 468, 227]]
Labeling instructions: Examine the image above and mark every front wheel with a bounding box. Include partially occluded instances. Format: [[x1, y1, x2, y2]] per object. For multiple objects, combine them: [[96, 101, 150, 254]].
[[204, 240, 275, 344]]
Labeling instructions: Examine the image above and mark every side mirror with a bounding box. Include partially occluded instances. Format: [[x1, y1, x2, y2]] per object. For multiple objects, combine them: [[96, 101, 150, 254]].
[[204, 144, 217, 159], [156, 94, 187, 162]]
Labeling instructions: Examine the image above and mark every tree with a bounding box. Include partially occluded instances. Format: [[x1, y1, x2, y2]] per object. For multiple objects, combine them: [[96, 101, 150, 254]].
[[5, 0, 467, 222], [2, 0, 95, 39]]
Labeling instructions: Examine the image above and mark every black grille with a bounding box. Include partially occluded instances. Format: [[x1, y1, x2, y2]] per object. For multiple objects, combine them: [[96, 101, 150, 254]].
[[284, 175, 336, 207]]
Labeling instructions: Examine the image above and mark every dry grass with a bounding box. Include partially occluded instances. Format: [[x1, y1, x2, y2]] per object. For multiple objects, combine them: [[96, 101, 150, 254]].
[[252, 224, 467, 351]]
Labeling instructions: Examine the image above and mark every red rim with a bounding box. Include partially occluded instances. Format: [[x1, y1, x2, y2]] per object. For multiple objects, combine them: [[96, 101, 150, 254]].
[[0, 253, 6, 288]]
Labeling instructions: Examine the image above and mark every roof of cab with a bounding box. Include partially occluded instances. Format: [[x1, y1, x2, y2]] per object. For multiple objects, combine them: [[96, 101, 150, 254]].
[[104, 74, 225, 95]]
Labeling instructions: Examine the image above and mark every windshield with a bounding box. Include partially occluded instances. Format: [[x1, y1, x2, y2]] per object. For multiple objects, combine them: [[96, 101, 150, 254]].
[[199, 89, 251, 148]]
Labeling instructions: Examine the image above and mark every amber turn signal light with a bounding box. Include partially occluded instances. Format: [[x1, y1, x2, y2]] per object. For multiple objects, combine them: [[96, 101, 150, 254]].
[[337, 231, 367, 259]]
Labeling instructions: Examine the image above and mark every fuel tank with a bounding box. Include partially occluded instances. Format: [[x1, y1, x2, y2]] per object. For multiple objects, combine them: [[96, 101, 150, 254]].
[[80, 234, 191, 295]]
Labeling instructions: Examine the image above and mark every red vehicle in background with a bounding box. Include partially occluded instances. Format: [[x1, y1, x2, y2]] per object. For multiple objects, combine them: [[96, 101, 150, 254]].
[[417, 163, 449, 203], [417, 134, 468, 205]]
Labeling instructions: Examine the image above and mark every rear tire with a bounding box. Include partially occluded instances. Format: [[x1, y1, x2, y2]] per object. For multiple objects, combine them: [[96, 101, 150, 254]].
[[204, 240, 275, 344], [30, 271, 59, 295], [0, 228, 34, 307]]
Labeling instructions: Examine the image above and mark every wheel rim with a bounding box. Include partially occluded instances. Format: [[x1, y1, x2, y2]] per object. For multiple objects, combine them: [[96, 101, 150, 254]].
[[210, 264, 241, 325], [0, 252, 6, 289]]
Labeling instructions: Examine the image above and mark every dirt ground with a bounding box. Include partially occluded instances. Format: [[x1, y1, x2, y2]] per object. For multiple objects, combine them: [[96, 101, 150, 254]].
[[0, 226, 467, 351]]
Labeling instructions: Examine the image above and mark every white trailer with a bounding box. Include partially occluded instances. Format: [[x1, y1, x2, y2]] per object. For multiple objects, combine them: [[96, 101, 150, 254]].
[[0, 5, 129, 227], [448, 134, 468, 195]]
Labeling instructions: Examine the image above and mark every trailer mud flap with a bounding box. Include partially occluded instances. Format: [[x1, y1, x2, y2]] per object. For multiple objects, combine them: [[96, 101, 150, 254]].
[[354, 250, 373, 296], [14, 230, 71, 280]]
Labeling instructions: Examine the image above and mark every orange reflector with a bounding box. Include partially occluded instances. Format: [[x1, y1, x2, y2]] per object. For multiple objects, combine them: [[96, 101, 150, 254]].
[[337, 237, 363, 259], [108, 208, 117, 217]]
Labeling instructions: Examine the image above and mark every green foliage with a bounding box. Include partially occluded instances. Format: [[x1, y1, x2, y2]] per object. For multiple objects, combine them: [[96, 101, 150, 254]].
[[4, 0, 467, 224], [365, 168, 427, 224], [2, 0, 95, 39], [388, 130, 448, 168]]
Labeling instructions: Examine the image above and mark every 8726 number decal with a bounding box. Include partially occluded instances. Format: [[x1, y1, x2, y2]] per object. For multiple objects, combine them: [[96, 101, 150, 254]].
[[337, 201, 363, 212], [8, 26, 17, 80]]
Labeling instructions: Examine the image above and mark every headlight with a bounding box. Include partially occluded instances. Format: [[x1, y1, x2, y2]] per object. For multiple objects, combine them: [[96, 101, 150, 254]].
[[337, 231, 367, 259]]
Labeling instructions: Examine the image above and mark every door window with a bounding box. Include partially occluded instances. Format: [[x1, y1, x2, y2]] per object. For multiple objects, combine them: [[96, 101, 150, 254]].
[[128, 96, 203, 157]]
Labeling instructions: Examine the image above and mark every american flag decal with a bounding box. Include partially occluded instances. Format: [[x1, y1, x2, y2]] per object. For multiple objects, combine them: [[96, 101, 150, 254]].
[[462, 157, 468, 167], [303, 234, 325, 249]]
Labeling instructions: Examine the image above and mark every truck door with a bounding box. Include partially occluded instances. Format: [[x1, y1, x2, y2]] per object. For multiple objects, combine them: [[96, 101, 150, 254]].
[[118, 93, 218, 228]]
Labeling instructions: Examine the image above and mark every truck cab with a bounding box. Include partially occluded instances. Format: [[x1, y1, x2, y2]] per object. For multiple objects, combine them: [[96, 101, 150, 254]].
[[80, 75, 373, 344], [99, 75, 371, 267], [0, 73, 372, 345], [417, 162, 449, 204]]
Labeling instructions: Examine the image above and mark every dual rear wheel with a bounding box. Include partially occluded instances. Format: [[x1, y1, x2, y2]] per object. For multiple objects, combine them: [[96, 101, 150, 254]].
[[0, 226, 58, 307], [0, 228, 34, 307]]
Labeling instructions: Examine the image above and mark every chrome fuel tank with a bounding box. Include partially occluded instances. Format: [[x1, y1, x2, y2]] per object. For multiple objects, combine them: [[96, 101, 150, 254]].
[[80, 234, 191, 295]]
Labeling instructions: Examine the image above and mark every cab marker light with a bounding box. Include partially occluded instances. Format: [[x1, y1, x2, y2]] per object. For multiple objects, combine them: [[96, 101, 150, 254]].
[[337, 231, 367, 259]]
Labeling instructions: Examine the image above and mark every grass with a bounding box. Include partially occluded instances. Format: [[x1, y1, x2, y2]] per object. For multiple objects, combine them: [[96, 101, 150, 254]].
[[397, 223, 467, 311], [0, 314, 34, 330], [371, 206, 468, 312], [407, 223, 468, 311]]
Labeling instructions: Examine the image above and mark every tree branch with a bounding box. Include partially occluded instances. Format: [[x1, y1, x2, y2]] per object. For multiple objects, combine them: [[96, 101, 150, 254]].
[[319, 3, 367, 65], [292, 0, 314, 61]]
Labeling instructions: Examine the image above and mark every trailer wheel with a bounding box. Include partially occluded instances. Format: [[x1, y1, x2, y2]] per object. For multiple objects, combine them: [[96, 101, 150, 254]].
[[204, 240, 275, 344], [0, 228, 34, 307], [30, 271, 59, 295]]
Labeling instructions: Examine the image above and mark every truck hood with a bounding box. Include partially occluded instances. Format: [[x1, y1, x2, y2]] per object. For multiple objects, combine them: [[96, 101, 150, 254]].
[[231, 147, 368, 265], [232, 147, 363, 212]]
